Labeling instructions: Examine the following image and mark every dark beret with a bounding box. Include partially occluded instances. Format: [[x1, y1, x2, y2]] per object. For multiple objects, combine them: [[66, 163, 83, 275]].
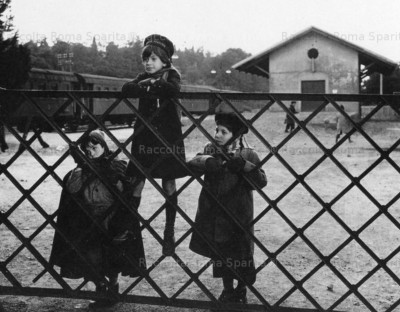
[[144, 34, 174, 59]]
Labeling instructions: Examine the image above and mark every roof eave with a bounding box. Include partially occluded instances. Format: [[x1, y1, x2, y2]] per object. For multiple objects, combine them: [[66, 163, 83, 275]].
[[232, 26, 398, 77]]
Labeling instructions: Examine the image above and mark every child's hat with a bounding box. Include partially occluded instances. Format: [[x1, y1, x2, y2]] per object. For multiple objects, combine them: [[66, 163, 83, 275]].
[[89, 129, 106, 145], [215, 113, 249, 137], [80, 129, 108, 151], [144, 34, 175, 59]]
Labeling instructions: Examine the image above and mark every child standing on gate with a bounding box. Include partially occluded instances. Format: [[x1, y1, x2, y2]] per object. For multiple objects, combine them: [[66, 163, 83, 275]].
[[121, 34, 187, 256], [188, 112, 267, 304], [50, 130, 146, 309]]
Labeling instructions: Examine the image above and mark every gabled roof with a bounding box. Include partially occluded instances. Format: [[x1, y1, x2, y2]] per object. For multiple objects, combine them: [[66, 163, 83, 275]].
[[232, 26, 398, 78]]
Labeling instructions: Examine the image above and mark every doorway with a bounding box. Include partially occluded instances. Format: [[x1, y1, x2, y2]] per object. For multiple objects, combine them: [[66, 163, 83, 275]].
[[301, 80, 325, 112]]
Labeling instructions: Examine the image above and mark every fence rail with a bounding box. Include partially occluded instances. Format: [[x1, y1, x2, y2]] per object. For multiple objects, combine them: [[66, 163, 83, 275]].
[[1, 90, 400, 312]]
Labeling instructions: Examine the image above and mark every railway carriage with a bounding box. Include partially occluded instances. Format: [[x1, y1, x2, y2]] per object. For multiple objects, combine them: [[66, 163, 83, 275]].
[[8, 68, 250, 133], [8, 68, 217, 132]]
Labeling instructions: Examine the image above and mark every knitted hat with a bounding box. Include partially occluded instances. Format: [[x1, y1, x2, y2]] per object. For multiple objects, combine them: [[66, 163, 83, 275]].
[[144, 34, 175, 59], [215, 113, 249, 137]]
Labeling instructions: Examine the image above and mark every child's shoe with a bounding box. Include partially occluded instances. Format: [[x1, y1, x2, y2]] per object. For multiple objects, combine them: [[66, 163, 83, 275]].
[[233, 286, 247, 304], [88, 282, 119, 309], [218, 288, 235, 302], [211, 288, 235, 312]]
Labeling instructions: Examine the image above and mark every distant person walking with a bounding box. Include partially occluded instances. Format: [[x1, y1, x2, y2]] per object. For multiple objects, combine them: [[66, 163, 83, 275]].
[[0, 124, 7, 152], [335, 105, 355, 143], [285, 101, 298, 133]]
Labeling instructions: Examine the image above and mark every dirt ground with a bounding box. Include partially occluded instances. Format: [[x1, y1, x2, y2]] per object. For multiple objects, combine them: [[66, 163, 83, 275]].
[[1, 107, 400, 312]]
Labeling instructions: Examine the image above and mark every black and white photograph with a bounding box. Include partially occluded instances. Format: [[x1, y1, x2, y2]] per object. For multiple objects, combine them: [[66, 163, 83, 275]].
[[1, 0, 400, 311]]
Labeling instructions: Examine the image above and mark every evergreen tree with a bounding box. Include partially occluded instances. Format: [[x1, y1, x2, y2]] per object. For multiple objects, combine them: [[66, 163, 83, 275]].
[[25, 38, 56, 69], [0, 0, 31, 153], [90, 37, 98, 55], [0, 0, 31, 88]]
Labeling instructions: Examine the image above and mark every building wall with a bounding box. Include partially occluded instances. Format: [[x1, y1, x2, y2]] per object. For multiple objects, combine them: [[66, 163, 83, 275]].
[[269, 32, 359, 112]]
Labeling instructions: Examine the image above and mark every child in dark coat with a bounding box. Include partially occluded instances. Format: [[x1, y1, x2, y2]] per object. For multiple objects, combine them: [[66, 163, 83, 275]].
[[188, 113, 267, 305], [50, 130, 146, 309], [121, 34, 187, 256]]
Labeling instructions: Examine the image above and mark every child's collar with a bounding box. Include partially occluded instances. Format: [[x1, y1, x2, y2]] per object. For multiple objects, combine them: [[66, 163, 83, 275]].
[[225, 136, 252, 153], [146, 66, 180, 78]]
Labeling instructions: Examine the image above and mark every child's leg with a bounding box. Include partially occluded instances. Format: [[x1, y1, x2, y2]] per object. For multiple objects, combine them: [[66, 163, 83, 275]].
[[133, 179, 146, 198], [162, 179, 177, 256], [108, 272, 118, 287], [335, 131, 341, 143], [89, 273, 119, 308], [113, 179, 145, 242], [131, 179, 145, 215], [236, 279, 246, 290], [217, 277, 235, 303], [223, 277, 234, 291], [107, 272, 119, 300], [130, 179, 145, 226], [234, 279, 248, 304], [36, 130, 50, 148], [88, 272, 109, 308]]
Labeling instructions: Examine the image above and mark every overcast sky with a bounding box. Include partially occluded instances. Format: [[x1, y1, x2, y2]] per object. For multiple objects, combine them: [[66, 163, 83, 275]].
[[8, 0, 400, 62]]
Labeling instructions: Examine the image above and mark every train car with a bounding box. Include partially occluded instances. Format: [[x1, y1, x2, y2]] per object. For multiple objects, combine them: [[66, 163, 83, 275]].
[[9, 68, 81, 131], [180, 84, 219, 114], [18, 68, 79, 116], [75, 72, 136, 127], [7, 68, 236, 132]]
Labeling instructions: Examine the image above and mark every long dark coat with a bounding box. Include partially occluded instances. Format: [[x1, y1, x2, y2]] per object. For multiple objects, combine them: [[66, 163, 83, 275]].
[[286, 104, 297, 125], [188, 143, 267, 283], [49, 157, 146, 281], [122, 67, 187, 180]]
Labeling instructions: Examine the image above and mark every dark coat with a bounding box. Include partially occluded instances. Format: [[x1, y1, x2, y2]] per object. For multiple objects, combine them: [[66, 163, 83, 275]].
[[49, 157, 146, 281], [188, 143, 267, 262], [122, 67, 187, 180], [286, 104, 297, 125]]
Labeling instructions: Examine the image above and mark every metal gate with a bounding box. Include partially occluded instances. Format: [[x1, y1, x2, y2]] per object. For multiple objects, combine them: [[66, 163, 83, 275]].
[[1, 89, 400, 312]]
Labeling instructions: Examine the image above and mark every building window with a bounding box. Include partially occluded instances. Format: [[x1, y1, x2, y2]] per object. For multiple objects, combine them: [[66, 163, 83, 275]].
[[307, 48, 319, 59]]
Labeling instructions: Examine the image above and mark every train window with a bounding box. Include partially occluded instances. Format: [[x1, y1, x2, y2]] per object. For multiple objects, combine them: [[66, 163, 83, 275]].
[[97, 87, 102, 91], [50, 83, 58, 91], [104, 87, 109, 91], [38, 83, 46, 90]]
